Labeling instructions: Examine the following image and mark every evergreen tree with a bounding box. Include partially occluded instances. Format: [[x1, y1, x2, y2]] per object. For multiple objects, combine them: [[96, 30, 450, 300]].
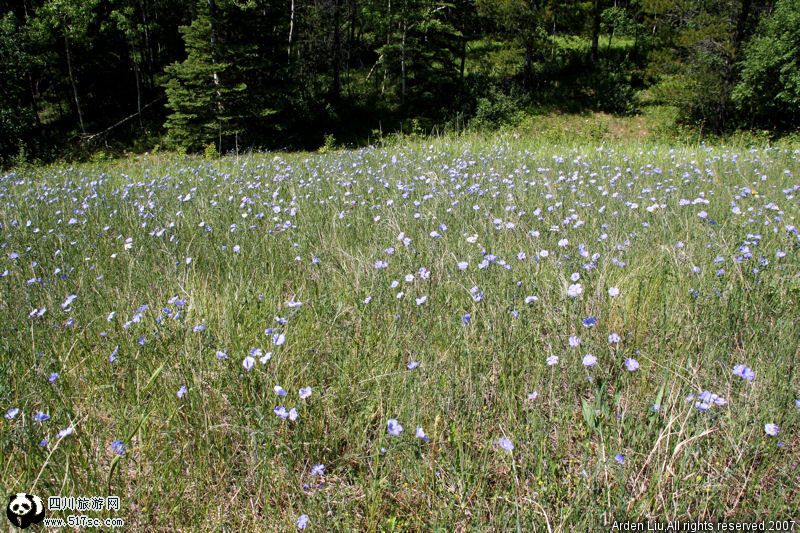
[[642, 0, 766, 131], [733, 0, 800, 129], [164, 0, 246, 153], [0, 12, 37, 162]]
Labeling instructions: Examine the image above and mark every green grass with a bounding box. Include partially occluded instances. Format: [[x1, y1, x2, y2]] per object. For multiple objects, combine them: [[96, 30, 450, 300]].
[[1, 133, 799, 530]]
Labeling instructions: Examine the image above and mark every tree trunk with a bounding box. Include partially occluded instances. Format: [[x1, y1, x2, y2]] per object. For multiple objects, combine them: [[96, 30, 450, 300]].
[[28, 74, 42, 129], [208, 0, 222, 151], [733, 0, 753, 53], [63, 32, 85, 134], [332, 0, 342, 99], [382, 0, 391, 95], [716, 0, 753, 132], [524, 42, 534, 87], [590, 0, 601, 64], [459, 37, 466, 81], [134, 58, 143, 128], [400, 21, 406, 105], [288, 0, 294, 62]]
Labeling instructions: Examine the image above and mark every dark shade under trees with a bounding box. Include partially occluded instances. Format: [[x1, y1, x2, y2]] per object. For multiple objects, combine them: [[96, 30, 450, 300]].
[[0, 0, 798, 164]]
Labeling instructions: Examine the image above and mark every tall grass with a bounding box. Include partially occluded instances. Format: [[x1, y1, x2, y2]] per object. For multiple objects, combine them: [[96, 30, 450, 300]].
[[1, 135, 798, 530]]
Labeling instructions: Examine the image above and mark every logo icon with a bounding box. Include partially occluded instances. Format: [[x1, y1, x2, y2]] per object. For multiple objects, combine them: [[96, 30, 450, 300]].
[[6, 493, 45, 529]]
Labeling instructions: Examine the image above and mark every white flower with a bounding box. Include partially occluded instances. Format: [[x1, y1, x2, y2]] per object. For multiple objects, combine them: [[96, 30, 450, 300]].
[[608, 287, 620, 297], [567, 283, 583, 298]]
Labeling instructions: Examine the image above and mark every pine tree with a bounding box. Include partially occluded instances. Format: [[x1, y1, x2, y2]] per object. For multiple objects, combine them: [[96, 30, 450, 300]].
[[164, 0, 246, 153]]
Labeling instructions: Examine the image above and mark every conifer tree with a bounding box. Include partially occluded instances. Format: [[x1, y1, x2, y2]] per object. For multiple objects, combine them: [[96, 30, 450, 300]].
[[164, 0, 246, 153]]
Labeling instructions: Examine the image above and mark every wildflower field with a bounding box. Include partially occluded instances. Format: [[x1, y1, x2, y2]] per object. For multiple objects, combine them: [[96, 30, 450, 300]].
[[1, 136, 799, 530]]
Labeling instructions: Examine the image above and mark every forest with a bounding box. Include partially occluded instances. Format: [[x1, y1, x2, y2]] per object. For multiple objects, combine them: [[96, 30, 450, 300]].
[[1, 0, 799, 163]]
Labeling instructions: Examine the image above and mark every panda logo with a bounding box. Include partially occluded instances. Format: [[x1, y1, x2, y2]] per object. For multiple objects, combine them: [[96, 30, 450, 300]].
[[6, 493, 45, 529]]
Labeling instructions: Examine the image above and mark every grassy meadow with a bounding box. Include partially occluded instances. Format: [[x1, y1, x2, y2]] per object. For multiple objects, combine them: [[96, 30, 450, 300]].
[[1, 134, 799, 530]]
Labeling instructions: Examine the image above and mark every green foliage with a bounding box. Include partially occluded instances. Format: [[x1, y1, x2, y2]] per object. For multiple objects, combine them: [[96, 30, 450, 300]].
[[641, 0, 773, 132], [601, 6, 638, 39], [733, 0, 800, 129], [203, 141, 218, 158], [1, 0, 799, 165], [0, 13, 36, 164], [164, 1, 246, 153], [318, 133, 337, 154], [470, 87, 527, 129]]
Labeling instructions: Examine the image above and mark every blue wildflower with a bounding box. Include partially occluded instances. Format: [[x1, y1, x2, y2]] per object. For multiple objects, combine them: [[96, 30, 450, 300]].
[[387, 419, 403, 436], [111, 440, 125, 455], [497, 437, 514, 452], [732, 364, 755, 382]]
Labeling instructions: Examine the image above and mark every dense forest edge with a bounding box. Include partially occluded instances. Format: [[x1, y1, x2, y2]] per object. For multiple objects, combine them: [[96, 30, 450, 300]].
[[2, 0, 800, 167]]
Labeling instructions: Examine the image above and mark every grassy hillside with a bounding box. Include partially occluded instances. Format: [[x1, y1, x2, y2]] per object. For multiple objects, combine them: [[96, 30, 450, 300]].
[[1, 135, 799, 530]]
